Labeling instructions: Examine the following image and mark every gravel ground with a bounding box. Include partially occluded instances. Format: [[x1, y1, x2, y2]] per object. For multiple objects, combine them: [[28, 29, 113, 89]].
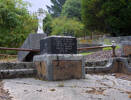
[[85, 49, 122, 62], [0, 81, 12, 100], [2, 74, 131, 100]]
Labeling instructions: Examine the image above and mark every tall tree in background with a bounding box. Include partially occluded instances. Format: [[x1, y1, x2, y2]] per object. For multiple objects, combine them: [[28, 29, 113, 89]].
[[62, 0, 81, 20], [82, 0, 131, 36], [0, 0, 38, 54], [62, 0, 82, 20], [46, 0, 66, 17]]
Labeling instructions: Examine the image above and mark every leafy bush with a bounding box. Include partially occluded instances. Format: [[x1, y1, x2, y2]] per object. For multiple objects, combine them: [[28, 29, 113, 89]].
[[0, 0, 38, 54], [51, 16, 84, 37], [43, 13, 52, 36]]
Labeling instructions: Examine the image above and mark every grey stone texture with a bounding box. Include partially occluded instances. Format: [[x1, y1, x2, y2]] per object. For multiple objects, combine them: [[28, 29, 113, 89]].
[[18, 34, 46, 62], [85, 57, 131, 74], [102, 36, 131, 45], [0, 62, 36, 70], [0, 62, 37, 79], [33, 54, 85, 81]]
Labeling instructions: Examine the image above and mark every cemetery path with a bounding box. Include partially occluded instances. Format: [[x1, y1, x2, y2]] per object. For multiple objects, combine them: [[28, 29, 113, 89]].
[[2, 74, 131, 100]]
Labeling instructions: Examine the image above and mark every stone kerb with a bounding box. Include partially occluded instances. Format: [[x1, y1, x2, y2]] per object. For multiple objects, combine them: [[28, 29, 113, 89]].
[[33, 36, 85, 81]]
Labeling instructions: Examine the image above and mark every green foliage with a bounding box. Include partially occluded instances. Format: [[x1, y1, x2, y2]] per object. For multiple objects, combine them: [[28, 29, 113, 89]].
[[46, 0, 66, 17], [43, 13, 52, 36], [51, 16, 84, 37], [62, 0, 82, 20], [103, 45, 120, 51], [81, 0, 131, 36], [0, 0, 38, 54], [80, 52, 93, 55]]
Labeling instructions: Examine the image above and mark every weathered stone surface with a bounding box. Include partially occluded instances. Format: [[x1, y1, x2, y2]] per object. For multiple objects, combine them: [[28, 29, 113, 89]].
[[121, 41, 131, 56], [18, 34, 46, 61], [40, 36, 77, 54], [0, 62, 35, 70], [0, 62, 37, 79], [53, 60, 82, 80], [34, 54, 85, 81], [85, 57, 131, 74], [0, 69, 36, 79]]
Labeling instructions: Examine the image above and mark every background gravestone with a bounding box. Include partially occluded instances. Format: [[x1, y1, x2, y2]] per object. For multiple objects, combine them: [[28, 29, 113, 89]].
[[18, 34, 46, 62], [121, 41, 131, 57], [40, 36, 77, 54]]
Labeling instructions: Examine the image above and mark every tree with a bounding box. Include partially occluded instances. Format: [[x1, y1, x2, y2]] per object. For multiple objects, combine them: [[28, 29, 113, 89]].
[[62, 0, 82, 20], [0, 0, 38, 54], [46, 0, 66, 17], [43, 13, 52, 36], [51, 16, 84, 37], [82, 0, 131, 36]]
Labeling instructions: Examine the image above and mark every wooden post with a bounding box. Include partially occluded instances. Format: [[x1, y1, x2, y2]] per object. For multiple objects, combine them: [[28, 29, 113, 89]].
[[112, 46, 116, 57]]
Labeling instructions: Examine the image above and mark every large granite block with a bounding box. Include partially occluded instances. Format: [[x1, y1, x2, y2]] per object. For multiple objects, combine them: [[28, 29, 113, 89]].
[[33, 54, 85, 81], [18, 34, 46, 61], [40, 36, 77, 54]]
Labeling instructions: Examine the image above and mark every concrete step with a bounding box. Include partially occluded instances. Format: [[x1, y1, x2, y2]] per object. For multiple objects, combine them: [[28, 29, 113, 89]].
[[0, 68, 37, 79], [0, 62, 36, 70]]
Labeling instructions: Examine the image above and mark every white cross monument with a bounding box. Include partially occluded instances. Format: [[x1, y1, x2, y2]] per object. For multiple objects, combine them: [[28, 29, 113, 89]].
[[37, 8, 45, 34]]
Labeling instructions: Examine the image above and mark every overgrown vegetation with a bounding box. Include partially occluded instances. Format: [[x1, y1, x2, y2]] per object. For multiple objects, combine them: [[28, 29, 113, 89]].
[[45, 0, 131, 37], [51, 16, 84, 37], [0, 0, 38, 54], [81, 0, 131, 36]]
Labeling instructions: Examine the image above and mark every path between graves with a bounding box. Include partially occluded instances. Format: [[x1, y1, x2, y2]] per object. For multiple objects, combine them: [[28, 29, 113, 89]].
[[1, 74, 131, 100]]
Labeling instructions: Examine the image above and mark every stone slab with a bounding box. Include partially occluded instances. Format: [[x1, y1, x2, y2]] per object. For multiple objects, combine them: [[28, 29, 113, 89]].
[[33, 54, 85, 81], [40, 36, 77, 54], [18, 34, 46, 61]]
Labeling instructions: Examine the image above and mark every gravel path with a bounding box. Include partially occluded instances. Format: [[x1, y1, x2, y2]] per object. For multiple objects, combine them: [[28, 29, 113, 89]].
[[3, 74, 131, 100], [85, 49, 122, 62]]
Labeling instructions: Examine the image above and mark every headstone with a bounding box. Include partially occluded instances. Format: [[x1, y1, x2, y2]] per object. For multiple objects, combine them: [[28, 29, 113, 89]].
[[40, 36, 77, 54]]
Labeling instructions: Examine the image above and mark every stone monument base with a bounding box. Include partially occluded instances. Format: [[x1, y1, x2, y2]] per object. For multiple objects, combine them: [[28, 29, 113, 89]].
[[18, 33, 46, 62], [33, 54, 85, 81]]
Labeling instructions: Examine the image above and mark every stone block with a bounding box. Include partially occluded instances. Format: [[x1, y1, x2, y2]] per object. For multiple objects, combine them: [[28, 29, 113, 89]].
[[121, 41, 131, 56], [40, 36, 77, 54], [33, 54, 85, 81], [18, 34, 46, 61]]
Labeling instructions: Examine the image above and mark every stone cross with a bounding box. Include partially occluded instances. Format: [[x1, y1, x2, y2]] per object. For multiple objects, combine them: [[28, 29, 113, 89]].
[[37, 8, 45, 34]]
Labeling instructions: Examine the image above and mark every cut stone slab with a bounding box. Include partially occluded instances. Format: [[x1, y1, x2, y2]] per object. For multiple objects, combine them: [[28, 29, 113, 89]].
[[40, 36, 77, 54], [33, 54, 85, 81], [18, 34, 46, 62]]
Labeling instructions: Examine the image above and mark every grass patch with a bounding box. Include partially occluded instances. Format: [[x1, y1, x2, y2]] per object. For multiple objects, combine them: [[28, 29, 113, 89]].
[[57, 82, 64, 87], [103, 45, 120, 51], [80, 52, 94, 56]]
